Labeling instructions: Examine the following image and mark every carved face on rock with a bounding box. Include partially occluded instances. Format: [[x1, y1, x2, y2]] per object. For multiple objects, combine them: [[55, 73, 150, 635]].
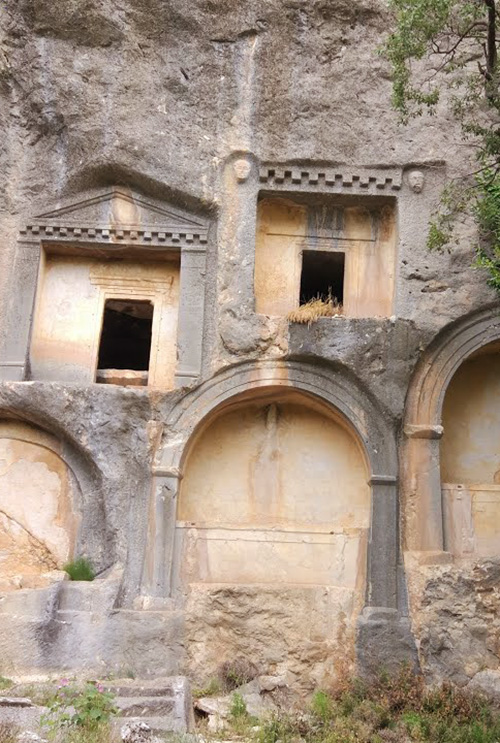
[[233, 159, 252, 183], [408, 170, 425, 193]]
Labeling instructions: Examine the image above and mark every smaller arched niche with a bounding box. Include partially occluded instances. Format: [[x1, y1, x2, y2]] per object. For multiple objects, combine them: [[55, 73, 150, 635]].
[[441, 342, 500, 558], [175, 391, 370, 590], [0, 420, 79, 590]]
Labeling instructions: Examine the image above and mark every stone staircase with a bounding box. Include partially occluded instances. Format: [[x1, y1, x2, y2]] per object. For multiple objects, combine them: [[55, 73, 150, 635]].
[[106, 677, 194, 734]]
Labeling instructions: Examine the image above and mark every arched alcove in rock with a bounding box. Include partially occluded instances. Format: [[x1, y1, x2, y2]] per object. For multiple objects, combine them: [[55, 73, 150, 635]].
[[0, 420, 79, 590], [173, 389, 371, 686], [441, 343, 500, 558]]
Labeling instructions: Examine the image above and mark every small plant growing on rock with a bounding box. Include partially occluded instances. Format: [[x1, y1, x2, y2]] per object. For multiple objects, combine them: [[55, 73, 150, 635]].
[[63, 557, 95, 582], [311, 689, 334, 723], [229, 692, 247, 719], [0, 676, 13, 691]]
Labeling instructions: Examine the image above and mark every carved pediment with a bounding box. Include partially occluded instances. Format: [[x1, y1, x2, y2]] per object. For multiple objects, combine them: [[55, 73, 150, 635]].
[[21, 187, 209, 249]]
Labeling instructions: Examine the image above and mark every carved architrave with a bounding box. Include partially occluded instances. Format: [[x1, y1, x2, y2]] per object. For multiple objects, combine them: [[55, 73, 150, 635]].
[[20, 187, 209, 252], [258, 163, 403, 194]]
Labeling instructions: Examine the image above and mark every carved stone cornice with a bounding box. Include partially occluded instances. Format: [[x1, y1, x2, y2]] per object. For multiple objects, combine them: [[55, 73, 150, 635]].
[[20, 187, 209, 251], [259, 163, 402, 193]]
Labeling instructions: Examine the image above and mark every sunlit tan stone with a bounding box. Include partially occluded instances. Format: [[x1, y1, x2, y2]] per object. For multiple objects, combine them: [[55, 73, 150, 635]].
[[30, 255, 180, 388], [0, 421, 77, 590]]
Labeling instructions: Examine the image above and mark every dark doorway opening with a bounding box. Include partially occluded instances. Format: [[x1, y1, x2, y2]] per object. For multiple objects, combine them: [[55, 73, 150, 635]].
[[300, 250, 345, 305], [97, 299, 153, 372]]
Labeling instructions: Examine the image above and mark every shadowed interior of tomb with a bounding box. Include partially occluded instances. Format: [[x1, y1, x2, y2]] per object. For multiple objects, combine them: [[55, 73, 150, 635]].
[[300, 250, 345, 304], [441, 345, 500, 558], [97, 299, 153, 372]]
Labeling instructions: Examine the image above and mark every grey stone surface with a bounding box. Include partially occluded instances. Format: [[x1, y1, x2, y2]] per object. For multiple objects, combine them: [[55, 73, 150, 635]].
[[408, 559, 500, 686], [121, 721, 163, 743], [0, 702, 47, 732], [0, 0, 498, 695], [356, 608, 420, 679], [468, 670, 500, 705], [111, 677, 193, 733]]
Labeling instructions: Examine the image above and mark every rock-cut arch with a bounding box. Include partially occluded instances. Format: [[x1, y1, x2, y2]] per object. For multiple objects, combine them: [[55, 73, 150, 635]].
[[402, 306, 500, 553], [0, 408, 110, 586], [146, 360, 399, 611]]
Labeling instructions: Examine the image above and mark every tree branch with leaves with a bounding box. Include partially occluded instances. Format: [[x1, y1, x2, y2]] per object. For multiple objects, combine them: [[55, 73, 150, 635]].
[[384, 0, 500, 292]]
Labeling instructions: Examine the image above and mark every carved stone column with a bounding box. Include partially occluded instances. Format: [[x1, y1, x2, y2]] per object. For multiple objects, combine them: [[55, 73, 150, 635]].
[[404, 424, 445, 552], [144, 467, 181, 597], [0, 240, 40, 381], [175, 245, 207, 387], [368, 475, 398, 608]]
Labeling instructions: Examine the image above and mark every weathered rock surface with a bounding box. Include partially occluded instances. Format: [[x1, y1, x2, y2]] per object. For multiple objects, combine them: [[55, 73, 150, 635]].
[[0, 0, 499, 697], [406, 558, 500, 686], [468, 670, 500, 705], [121, 721, 163, 743]]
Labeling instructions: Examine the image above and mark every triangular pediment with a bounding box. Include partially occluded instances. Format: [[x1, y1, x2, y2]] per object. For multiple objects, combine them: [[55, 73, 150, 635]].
[[34, 187, 208, 231]]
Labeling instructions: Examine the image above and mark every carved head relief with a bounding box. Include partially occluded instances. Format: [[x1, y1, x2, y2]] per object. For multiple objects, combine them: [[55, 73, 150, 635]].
[[408, 170, 425, 193], [233, 158, 252, 183]]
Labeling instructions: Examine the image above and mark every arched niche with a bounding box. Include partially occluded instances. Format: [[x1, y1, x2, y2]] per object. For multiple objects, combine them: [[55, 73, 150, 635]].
[[0, 420, 79, 590], [146, 360, 399, 611], [441, 342, 500, 558], [174, 389, 371, 589], [402, 306, 500, 554]]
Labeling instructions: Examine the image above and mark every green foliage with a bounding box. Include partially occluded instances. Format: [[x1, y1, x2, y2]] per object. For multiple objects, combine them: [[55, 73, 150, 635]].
[[258, 714, 298, 743], [63, 557, 95, 582], [0, 676, 13, 691], [251, 668, 500, 743], [382, 0, 500, 294], [229, 692, 248, 719], [311, 689, 334, 722], [42, 680, 117, 736]]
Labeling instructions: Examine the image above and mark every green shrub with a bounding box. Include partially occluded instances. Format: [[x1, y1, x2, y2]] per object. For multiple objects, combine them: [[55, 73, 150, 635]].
[[254, 667, 500, 743], [0, 676, 12, 691], [63, 557, 95, 582], [229, 692, 247, 719], [311, 689, 334, 722], [42, 680, 117, 735]]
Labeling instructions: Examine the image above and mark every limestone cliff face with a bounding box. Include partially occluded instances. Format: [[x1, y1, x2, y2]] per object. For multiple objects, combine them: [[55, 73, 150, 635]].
[[0, 0, 499, 690], [0, 0, 493, 345]]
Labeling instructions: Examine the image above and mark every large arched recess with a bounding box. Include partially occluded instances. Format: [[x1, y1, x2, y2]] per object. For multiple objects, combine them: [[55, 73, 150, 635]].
[[0, 406, 111, 579], [146, 359, 399, 611], [402, 305, 500, 553]]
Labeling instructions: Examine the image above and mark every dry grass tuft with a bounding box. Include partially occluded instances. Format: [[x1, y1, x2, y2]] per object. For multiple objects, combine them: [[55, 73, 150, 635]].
[[0, 723, 18, 743], [287, 295, 343, 326]]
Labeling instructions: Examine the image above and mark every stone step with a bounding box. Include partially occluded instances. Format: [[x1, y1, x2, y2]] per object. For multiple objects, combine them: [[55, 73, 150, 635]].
[[108, 677, 194, 733], [107, 682, 178, 698], [115, 697, 175, 717]]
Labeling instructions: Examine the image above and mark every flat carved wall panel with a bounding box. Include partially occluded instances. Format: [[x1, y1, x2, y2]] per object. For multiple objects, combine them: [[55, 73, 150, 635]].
[[255, 197, 397, 318], [441, 351, 500, 557], [177, 400, 370, 588]]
